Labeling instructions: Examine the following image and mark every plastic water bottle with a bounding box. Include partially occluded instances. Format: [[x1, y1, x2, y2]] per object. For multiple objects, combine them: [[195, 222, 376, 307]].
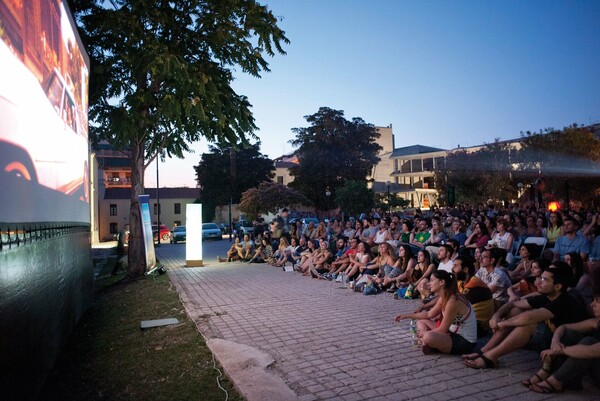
[[409, 319, 418, 348]]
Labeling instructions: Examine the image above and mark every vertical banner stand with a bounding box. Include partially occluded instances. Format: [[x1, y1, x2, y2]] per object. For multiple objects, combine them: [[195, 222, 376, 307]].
[[186, 204, 203, 266]]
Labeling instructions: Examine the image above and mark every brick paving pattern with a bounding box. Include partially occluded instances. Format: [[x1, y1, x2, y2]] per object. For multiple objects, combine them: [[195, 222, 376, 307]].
[[157, 243, 598, 401]]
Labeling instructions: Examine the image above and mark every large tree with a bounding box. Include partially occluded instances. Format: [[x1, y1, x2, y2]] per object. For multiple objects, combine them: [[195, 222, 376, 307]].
[[288, 107, 382, 210], [515, 125, 600, 206], [69, 0, 288, 277], [195, 142, 275, 221], [335, 180, 374, 218], [239, 181, 311, 221], [434, 140, 516, 206]]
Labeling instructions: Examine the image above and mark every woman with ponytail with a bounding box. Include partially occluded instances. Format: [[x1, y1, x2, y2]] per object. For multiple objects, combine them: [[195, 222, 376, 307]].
[[395, 270, 477, 355]]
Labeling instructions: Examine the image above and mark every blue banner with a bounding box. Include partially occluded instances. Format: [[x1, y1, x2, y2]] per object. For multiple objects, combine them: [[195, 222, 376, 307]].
[[138, 195, 156, 271]]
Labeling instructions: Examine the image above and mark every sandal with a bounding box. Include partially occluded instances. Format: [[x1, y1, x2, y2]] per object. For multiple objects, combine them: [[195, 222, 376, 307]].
[[530, 380, 563, 394], [464, 354, 496, 369], [462, 350, 483, 361], [521, 368, 550, 387]]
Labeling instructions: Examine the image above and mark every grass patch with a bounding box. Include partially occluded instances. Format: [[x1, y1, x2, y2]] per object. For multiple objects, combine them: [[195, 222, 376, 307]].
[[39, 271, 243, 401]]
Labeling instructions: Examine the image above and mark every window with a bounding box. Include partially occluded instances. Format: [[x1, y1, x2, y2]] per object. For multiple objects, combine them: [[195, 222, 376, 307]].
[[109, 204, 117, 216], [174, 203, 181, 214], [110, 223, 118, 234], [277, 176, 284, 185], [154, 203, 161, 215]]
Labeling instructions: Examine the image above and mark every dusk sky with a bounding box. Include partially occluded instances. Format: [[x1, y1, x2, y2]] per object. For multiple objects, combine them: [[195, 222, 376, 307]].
[[145, 0, 600, 188]]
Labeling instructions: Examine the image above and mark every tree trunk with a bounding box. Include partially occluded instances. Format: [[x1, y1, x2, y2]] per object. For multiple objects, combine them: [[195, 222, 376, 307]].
[[128, 142, 147, 278]]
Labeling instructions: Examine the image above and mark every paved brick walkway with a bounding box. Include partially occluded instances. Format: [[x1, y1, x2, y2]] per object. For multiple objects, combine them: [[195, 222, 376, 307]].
[[157, 243, 597, 401]]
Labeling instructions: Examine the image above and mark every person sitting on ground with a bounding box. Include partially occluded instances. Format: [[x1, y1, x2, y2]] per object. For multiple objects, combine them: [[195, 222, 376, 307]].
[[328, 238, 349, 278], [523, 215, 543, 240], [464, 222, 491, 251], [408, 250, 436, 299], [545, 211, 564, 249], [239, 234, 254, 261], [384, 244, 416, 292], [331, 237, 359, 277], [509, 243, 539, 283], [276, 237, 301, 267], [463, 263, 587, 369], [421, 218, 446, 253], [219, 237, 243, 262], [270, 236, 291, 266], [508, 258, 547, 302], [410, 218, 431, 250], [453, 255, 494, 336], [315, 221, 328, 242], [565, 251, 594, 312], [396, 270, 477, 355], [553, 217, 590, 262], [487, 218, 516, 265], [522, 291, 600, 394], [399, 220, 413, 244], [303, 221, 317, 241], [369, 243, 398, 288], [417, 255, 495, 337], [359, 217, 378, 249], [436, 244, 455, 273], [297, 238, 317, 273], [343, 241, 372, 283], [308, 240, 333, 278], [341, 220, 355, 240], [475, 248, 512, 309], [248, 237, 274, 263], [371, 218, 392, 254]]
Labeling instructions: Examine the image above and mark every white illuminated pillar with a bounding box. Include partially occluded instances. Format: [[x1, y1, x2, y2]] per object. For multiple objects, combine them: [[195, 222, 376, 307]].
[[186, 204, 203, 266]]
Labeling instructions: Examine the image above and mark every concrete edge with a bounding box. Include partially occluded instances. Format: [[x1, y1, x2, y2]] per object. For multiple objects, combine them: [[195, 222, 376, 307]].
[[207, 338, 299, 401]]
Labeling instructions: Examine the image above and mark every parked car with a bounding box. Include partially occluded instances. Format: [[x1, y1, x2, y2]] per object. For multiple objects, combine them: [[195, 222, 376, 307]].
[[152, 224, 170, 242], [170, 225, 186, 243], [235, 220, 254, 235], [302, 217, 319, 225], [202, 223, 223, 240]]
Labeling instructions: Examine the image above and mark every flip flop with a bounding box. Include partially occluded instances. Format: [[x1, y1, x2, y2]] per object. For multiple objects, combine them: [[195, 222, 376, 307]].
[[530, 380, 563, 394], [464, 354, 496, 369]]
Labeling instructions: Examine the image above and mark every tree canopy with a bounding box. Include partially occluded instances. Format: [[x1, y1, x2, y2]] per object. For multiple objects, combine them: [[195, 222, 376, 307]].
[[195, 142, 275, 221], [238, 181, 311, 221], [69, 0, 288, 277], [433, 125, 600, 207], [288, 107, 382, 210], [335, 180, 374, 218]]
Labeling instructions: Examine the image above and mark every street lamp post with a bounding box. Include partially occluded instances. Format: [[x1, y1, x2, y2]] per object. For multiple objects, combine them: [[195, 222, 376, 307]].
[[385, 181, 391, 215], [325, 187, 331, 218], [156, 155, 160, 247]]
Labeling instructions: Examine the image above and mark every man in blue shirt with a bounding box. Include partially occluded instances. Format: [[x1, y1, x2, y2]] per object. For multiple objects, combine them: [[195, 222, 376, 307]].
[[553, 217, 590, 262]]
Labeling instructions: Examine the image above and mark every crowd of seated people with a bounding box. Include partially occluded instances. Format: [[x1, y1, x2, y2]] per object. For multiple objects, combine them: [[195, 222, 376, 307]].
[[218, 203, 600, 394]]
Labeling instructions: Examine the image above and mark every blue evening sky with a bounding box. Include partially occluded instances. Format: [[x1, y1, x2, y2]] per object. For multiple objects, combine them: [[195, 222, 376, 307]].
[[146, 0, 600, 188]]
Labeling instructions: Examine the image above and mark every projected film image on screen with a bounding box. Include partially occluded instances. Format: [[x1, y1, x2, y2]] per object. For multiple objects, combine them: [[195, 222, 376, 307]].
[[0, 0, 90, 224]]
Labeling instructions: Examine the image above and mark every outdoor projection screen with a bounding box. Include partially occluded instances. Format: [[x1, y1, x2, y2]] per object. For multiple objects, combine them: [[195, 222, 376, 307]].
[[0, 0, 90, 225]]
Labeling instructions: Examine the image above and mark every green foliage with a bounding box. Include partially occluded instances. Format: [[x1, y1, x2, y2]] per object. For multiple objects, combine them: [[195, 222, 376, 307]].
[[288, 107, 382, 210], [335, 180, 374, 218], [239, 181, 311, 220], [195, 143, 274, 221], [433, 126, 600, 207], [434, 140, 517, 205], [516, 125, 600, 205], [374, 192, 410, 211], [69, 0, 288, 276]]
